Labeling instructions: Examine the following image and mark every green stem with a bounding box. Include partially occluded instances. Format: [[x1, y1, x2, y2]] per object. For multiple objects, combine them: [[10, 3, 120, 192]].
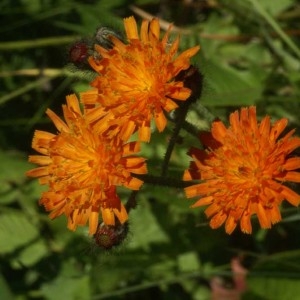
[[0, 36, 78, 51], [195, 103, 216, 125], [0, 77, 57, 106], [125, 191, 138, 213], [133, 174, 194, 189], [161, 102, 191, 177], [167, 114, 200, 137]]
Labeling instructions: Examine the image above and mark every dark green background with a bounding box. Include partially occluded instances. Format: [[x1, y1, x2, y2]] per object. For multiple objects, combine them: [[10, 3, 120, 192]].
[[1, 0, 300, 299]]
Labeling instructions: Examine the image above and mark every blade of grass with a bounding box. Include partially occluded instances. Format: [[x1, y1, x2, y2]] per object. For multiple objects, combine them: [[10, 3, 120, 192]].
[[0, 36, 78, 51], [248, 0, 300, 59], [0, 77, 57, 106]]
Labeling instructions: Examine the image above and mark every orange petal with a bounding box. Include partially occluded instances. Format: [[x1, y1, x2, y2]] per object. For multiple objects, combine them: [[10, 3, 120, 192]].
[[140, 19, 149, 42], [46, 109, 69, 132], [28, 155, 52, 165], [211, 120, 227, 142], [281, 185, 300, 206], [175, 45, 200, 62], [183, 170, 193, 181], [257, 202, 271, 229], [225, 215, 237, 234], [270, 118, 288, 141], [191, 196, 214, 208], [89, 211, 99, 235], [248, 106, 258, 135], [26, 167, 49, 178], [123, 141, 140, 155], [149, 18, 160, 39], [124, 16, 139, 39], [283, 157, 300, 171], [66, 94, 81, 115], [240, 211, 252, 234], [138, 124, 151, 142], [113, 203, 128, 224], [120, 120, 136, 141], [205, 203, 220, 218], [209, 211, 227, 229], [164, 98, 178, 111], [101, 208, 115, 225], [169, 86, 191, 101], [185, 184, 202, 198], [270, 205, 281, 224], [125, 177, 144, 190], [259, 115, 271, 137], [154, 111, 167, 133], [281, 171, 300, 183]]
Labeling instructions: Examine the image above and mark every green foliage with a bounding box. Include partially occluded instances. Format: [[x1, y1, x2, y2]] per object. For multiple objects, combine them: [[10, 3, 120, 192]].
[[247, 277, 300, 300], [0, 0, 300, 299]]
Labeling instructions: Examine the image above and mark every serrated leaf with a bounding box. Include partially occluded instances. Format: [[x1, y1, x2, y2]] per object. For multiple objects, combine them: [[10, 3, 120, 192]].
[[0, 212, 39, 254]]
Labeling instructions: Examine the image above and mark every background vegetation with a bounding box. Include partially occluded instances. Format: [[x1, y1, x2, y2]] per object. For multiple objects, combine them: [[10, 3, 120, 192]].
[[1, 0, 300, 299]]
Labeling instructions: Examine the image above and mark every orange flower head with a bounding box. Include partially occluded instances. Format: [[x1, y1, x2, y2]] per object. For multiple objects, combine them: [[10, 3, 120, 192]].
[[26, 94, 147, 235], [81, 16, 200, 142], [184, 107, 300, 234]]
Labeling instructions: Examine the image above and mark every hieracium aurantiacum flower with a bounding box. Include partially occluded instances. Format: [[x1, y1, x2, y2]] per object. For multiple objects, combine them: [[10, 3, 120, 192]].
[[184, 107, 300, 234], [27, 94, 147, 235], [81, 16, 200, 142]]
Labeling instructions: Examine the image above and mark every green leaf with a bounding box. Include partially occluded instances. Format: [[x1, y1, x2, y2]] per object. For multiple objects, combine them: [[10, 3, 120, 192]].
[[0, 273, 14, 300], [127, 201, 170, 250], [0, 184, 21, 205], [248, 277, 300, 300], [11, 239, 49, 268], [41, 275, 90, 300], [0, 150, 31, 184], [148, 259, 176, 280], [255, 0, 293, 16], [177, 251, 201, 273], [20, 0, 42, 14], [0, 212, 39, 254], [201, 59, 265, 106]]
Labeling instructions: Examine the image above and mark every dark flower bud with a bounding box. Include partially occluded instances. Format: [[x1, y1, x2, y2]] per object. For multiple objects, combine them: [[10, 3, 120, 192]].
[[67, 26, 124, 72], [175, 65, 203, 103], [67, 39, 93, 70], [94, 26, 124, 50], [93, 222, 129, 250]]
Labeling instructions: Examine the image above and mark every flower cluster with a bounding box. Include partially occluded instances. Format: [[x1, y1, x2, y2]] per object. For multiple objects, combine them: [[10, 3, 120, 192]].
[[27, 16, 199, 234], [184, 107, 300, 234], [27, 15, 300, 236]]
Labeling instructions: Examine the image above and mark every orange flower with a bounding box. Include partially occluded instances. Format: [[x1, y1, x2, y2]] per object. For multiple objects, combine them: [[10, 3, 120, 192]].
[[81, 16, 200, 142], [184, 107, 300, 234], [26, 94, 147, 235]]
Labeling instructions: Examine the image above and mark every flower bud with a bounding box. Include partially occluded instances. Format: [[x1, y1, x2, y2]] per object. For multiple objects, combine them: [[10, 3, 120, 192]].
[[67, 39, 93, 70], [175, 65, 203, 103], [93, 222, 129, 250], [94, 26, 124, 50]]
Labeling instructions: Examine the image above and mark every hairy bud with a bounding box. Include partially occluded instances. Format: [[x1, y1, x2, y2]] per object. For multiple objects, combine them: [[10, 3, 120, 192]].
[[93, 222, 129, 250]]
